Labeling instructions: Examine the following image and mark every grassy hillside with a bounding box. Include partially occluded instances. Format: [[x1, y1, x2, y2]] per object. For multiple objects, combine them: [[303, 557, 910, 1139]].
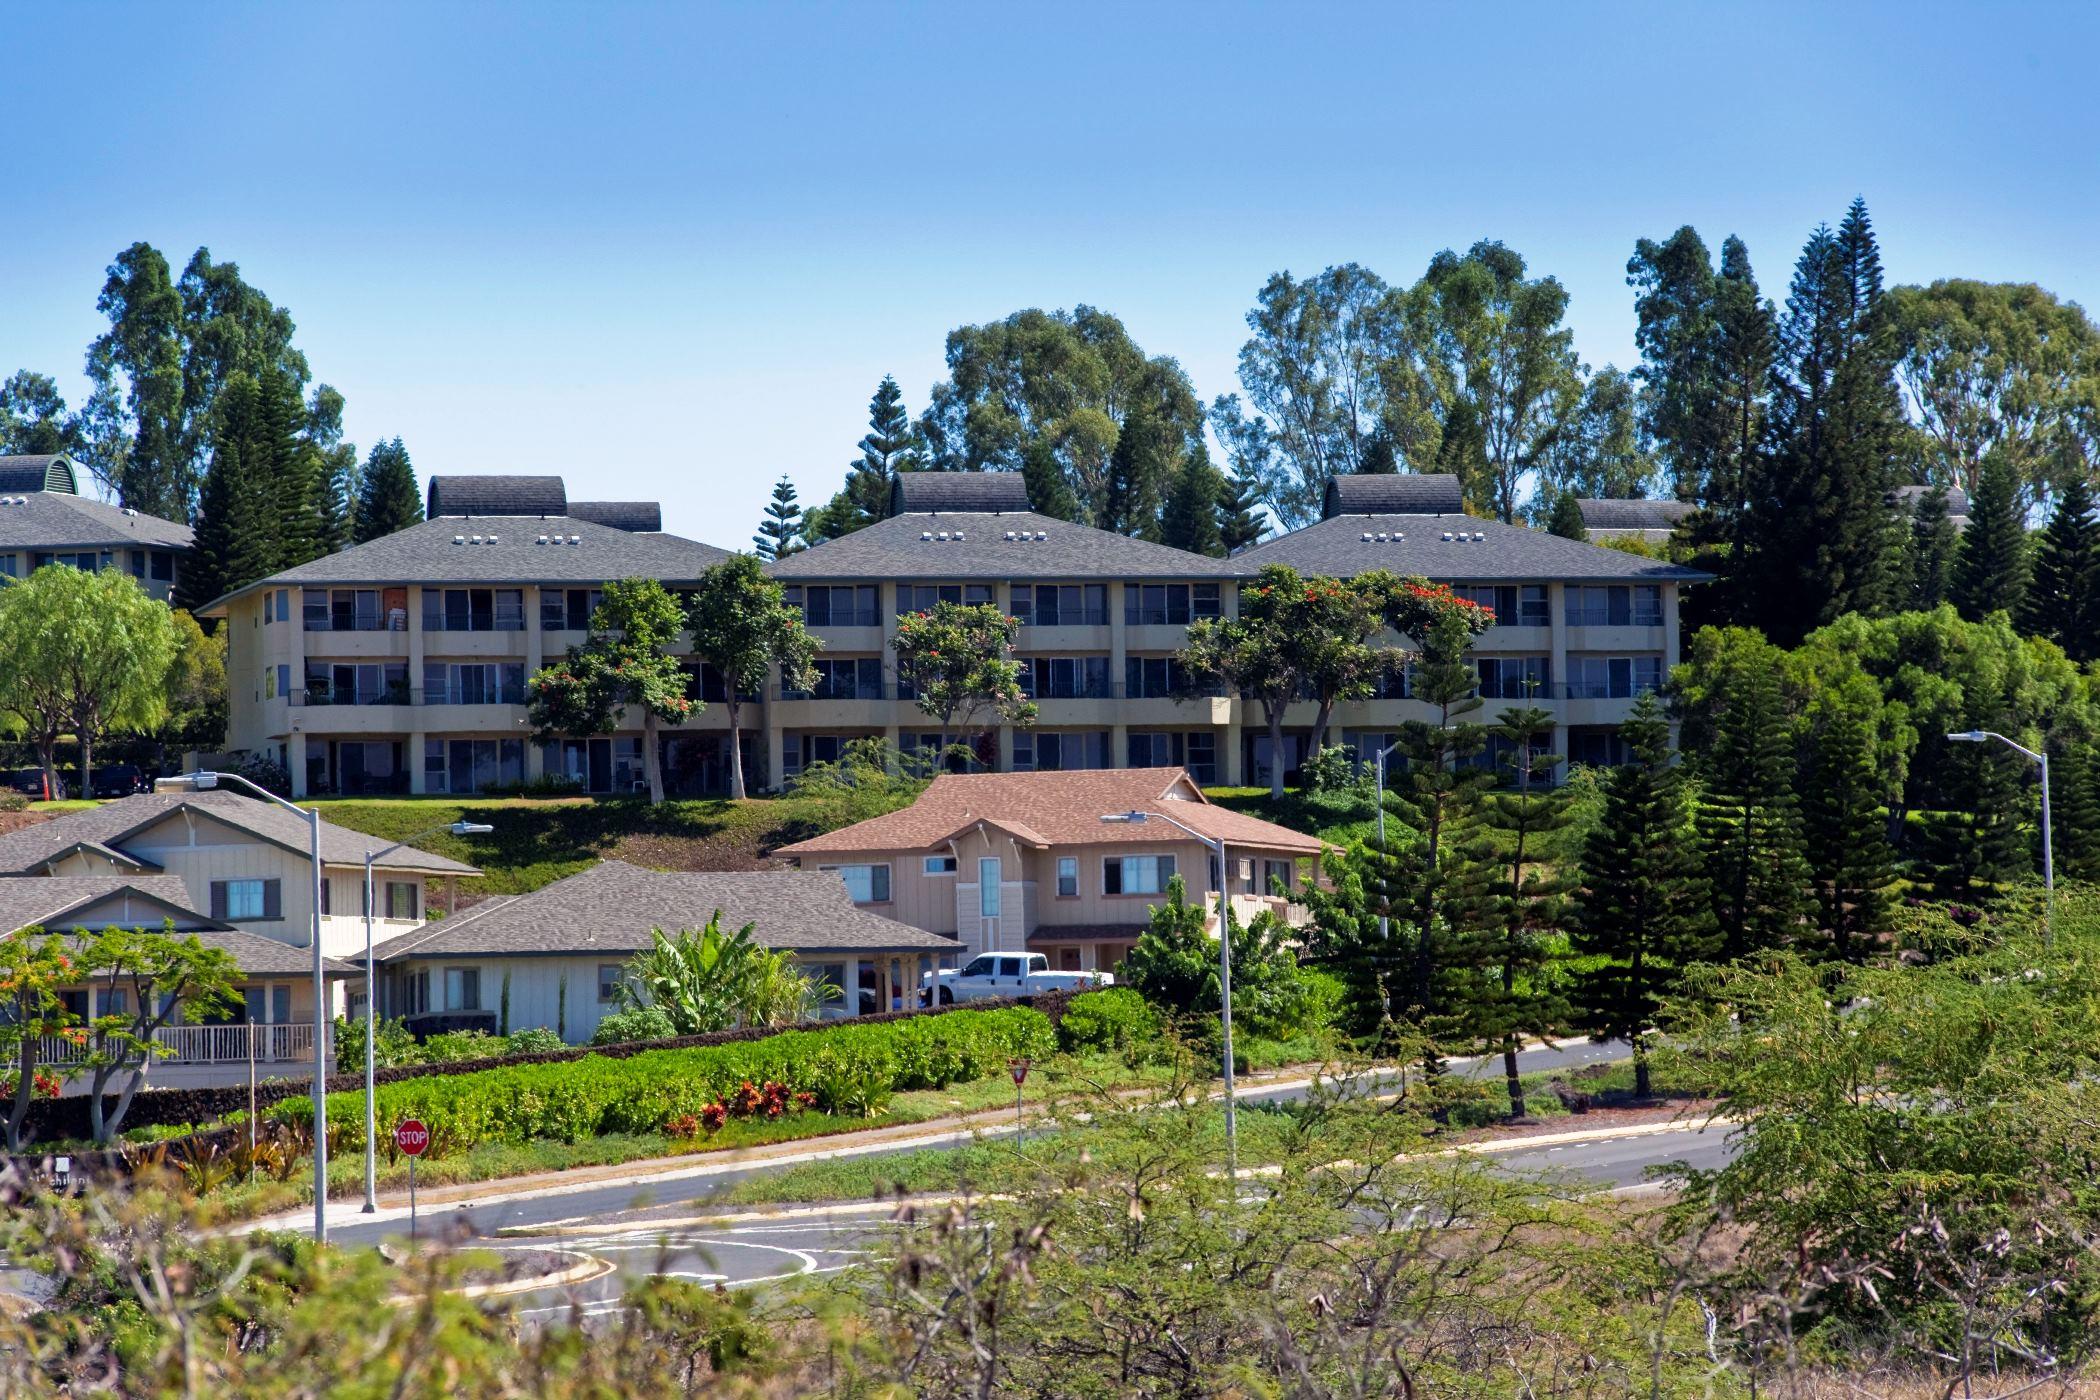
[[305, 792, 885, 909], [1201, 785, 1387, 848]]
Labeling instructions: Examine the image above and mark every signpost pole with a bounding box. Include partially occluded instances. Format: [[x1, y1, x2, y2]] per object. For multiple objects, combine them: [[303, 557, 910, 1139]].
[[409, 1156, 417, 1239], [1009, 1058, 1030, 1140], [393, 1118, 430, 1240]]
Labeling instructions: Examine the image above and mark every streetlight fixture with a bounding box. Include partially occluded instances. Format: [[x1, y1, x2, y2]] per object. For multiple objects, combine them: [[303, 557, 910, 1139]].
[[359, 820, 492, 1213], [1100, 808, 1237, 1182], [156, 770, 330, 1243], [1946, 730, 2055, 946]]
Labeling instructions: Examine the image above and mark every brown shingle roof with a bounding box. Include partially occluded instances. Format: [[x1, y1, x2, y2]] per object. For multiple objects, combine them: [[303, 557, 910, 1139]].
[[0, 793, 479, 876], [776, 768, 1326, 857], [370, 860, 958, 960]]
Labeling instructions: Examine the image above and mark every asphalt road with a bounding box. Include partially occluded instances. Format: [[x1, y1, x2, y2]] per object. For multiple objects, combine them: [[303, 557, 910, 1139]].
[[328, 1034, 1645, 1253]]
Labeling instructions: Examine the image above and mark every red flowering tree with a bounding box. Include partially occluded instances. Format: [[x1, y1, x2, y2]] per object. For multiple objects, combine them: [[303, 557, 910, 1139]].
[[529, 577, 696, 804], [1179, 564, 1410, 795], [0, 929, 78, 1150], [1386, 579, 1498, 648], [891, 602, 1036, 765]]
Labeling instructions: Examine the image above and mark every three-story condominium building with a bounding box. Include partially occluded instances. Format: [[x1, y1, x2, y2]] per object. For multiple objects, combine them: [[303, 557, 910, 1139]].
[[764, 473, 1245, 784], [204, 475, 740, 797], [208, 469, 1705, 797], [0, 453, 192, 599]]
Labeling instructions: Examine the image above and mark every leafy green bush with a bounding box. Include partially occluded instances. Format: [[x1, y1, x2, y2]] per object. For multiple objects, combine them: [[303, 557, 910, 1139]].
[[1058, 988, 1157, 1053], [423, 1030, 500, 1063], [503, 1027, 565, 1055], [591, 1006, 676, 1046], [272, 1006, 1058, 1152], [332, 1015, 423, 1073]]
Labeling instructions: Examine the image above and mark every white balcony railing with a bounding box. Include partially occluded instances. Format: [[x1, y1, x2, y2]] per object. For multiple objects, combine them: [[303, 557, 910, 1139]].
[[35, 1022, 316, 1068]]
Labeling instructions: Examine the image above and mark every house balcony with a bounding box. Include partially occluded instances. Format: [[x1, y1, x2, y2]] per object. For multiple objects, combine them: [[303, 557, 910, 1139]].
[[38, 1021, 317, 1073], [297, 630, 411, 658]]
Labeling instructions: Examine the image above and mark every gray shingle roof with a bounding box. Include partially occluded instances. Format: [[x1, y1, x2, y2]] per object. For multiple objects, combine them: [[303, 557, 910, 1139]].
[[200, 514, 733, 608], [0, 875, 356, 974], [767, 510, 1239, 580], [0, 492, 193, 552], [1577, 498, 1695, 531], [891, 472, 1033, 516], [1323, 474, 1465, 517], [0, 792, 479, 877], [427, 475, 568, 518], [1889, 483, 1972, 519], [1235, 513, 1710, 583], [568, 500, 663, 532], [371, 859, 958, 961], [0, 454, 81, 494]]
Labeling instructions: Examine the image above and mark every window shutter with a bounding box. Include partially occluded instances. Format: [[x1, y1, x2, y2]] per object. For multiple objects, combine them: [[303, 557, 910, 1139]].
[[209, 881, 227, 920], [262, 880, 282, 921]]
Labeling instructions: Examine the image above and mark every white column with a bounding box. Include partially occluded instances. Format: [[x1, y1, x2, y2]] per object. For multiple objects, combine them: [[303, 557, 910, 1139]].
[[843, 958, 863, 1016], [1662, 583, 1682, 672]]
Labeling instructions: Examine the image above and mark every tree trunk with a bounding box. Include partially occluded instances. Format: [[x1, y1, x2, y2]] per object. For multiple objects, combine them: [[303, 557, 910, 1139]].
[[1264, 704, 1287, 799], [38, 736, 59, 801], [1305, 698, 1336, 761], [1503, 1041, 1526, 1121], [725, 701, 747, 799], [1633, 1036, 1651, 1100], [6, 1038, 39, 1150], [77, 723, 94, 805], [642, 710, 664, 804]]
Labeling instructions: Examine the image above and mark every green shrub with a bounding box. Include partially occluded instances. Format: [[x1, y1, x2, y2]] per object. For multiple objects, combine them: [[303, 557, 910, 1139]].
[[503, 1027, 566, 1056], [1058, 988, 1157, 1053], [271, 1006, 1057, 1153], [591, 1006, 676, 1045], [332, 1015, 423, 1073], [423, 1030, 500, 1063]]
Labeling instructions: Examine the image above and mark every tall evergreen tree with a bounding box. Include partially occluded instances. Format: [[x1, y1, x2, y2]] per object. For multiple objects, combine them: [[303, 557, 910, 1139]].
[[1919, 739, 2029, 901], [303, 383, 356, 556], [1742, 202, 1906, 644], [2019, 475, 2098, 658], [1546, 489, 1587, 540], [1476, 705, 1574, 1119], [1159, 445, 1225, 556], [2053, 742, 2100, 884], [353, 438, 421, 543], [1216, 463, 1266, 553], [810, 374, 920, 542], [1020, 439, 1079, 522], [1950, 452, 2031, 622], [753, 475, 806, 559], [1570, 693, 1714, 1099], [1626, 226, 1721, 501], [1380, 609, 1497, 1076], [1693, 640, 1808, 959], [1799, 694, 1896, 961], [1100, 402, 1175, 538], [180, 375, 277, 610], [260, 368, 321, 569], [1906, 482, 1960, 611]]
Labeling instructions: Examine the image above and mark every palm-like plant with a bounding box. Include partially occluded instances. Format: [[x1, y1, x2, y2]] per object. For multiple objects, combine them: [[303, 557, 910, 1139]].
[[613, 913, 836, 1033]]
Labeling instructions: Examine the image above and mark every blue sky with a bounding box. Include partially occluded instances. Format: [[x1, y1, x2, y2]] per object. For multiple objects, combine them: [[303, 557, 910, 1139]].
[[5, 1, 2097, 544]]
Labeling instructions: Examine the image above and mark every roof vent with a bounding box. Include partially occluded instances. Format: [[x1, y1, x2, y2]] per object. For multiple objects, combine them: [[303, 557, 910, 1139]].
[[1003, 530, 1017, 541], [568, 535, 581, 545], [487, 535, 499, 544], [122, 507, 138, 517], [953, 530, 966, 541], [1034, 531, 1047, 542], [454, 535, 466, 545], [921, 531, 933, 542], [1440, 531, 1454, 542], [537, 535, 549, 545]]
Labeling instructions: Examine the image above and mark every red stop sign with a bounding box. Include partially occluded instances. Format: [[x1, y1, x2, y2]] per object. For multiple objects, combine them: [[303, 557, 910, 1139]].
[[394, 1118, 431, 1157], [1009, 1059, 1030, 1086]]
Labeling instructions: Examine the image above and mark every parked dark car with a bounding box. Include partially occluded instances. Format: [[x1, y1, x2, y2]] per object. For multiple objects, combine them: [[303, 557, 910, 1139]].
[[86, 765, 151, 798], [5, 769, 52, 797]]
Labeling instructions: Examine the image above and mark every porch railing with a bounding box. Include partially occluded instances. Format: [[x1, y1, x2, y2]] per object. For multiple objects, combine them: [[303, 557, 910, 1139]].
[[35, 1022, 316, 1068]]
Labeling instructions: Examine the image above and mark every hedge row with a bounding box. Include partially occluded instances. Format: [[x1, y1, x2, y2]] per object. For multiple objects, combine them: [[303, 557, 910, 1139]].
[[266, 1006, 1059, 1153], [20, 989, 1082, 1144]]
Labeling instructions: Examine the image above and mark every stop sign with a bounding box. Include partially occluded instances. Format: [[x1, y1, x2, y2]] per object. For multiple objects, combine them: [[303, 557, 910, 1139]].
[[394, 1118, 431, 1157], [1009, 1059, 1030, 1086]]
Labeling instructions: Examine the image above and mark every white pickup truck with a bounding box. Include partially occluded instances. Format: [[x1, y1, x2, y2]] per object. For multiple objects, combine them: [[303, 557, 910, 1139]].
[[924, 952, 1113, 1004]]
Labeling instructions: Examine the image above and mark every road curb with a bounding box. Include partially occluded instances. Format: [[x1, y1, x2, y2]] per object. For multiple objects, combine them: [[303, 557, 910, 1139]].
[[385, 1250, 617, 1306]]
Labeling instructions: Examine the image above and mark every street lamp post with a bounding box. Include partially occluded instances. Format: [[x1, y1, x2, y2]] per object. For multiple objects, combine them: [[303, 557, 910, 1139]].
[[156, 770, 329, 1243], [1371, 737, 1407, 940], [1100, 808, 1236, 1182], [1947, 730, 2054, 946], [360, 821, 492, 1212]]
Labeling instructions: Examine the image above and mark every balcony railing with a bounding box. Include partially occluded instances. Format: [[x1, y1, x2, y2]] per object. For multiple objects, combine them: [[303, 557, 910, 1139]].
[[36, 1021, 316, 1068], [294, 685, 527, 708], [1566, 607, 1664, 628], [1557, 679, 1663, 700]]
